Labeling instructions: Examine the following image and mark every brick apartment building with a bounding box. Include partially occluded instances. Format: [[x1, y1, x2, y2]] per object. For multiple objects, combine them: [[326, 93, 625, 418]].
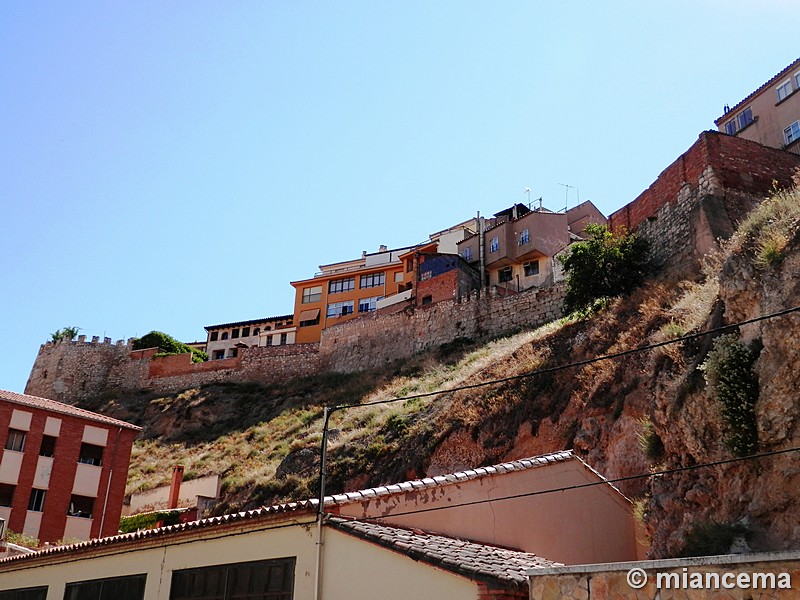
[[0, 389, 140, 545]]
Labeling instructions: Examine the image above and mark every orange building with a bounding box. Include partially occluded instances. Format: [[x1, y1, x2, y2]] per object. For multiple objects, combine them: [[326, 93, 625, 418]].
[[290, 246, 412, 344]]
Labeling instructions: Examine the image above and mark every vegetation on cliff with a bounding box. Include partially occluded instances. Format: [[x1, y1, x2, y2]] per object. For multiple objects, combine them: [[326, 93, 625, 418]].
[[132, 330, 208, 363], [74, 186, 800, 559]]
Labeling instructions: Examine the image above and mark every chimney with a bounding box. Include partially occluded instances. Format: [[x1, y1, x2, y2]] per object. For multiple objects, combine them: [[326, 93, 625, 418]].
[[379, 244, 388, 252], [168, 465, 184, 509]]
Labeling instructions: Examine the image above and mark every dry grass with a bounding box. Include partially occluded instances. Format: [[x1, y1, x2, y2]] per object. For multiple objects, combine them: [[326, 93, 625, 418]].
[[729, 186, 800, 267]]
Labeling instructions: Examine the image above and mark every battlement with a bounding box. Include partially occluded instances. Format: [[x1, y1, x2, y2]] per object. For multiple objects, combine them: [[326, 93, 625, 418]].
[[43, 335, 132, 349]]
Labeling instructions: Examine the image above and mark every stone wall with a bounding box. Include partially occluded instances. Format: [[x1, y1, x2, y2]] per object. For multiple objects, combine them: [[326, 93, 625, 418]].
[[529, 552, 800, 599], [318, 284, 565, 373], [608, 131, 800, 270]]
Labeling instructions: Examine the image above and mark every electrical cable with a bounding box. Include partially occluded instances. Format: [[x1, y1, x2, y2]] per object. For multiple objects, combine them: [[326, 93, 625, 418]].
[[328, 304, 800, 413]]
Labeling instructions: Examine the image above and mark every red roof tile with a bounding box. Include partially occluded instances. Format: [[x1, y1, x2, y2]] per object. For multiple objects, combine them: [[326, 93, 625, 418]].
[[0, 389, 141, 431]]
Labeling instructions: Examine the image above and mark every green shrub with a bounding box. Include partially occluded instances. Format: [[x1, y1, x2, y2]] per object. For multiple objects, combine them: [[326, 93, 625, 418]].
[[7, 529, 40, 549], [132, 331, 208, 363], [119, 510, 182, 533], [698, 334, 759, 456], [559, 224, 653, 312], [637, 419, 664, 461], [50, 326, 80, 342], [680, 521, 750, 557]]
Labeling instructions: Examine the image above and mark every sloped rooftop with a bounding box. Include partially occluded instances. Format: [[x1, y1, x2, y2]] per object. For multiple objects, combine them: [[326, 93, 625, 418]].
[[0, 389, 141, 431], [328, 517, 559, 589]]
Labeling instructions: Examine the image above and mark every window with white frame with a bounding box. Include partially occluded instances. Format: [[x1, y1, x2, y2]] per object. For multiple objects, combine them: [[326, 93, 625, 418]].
[[360, 272, 385, 288], [724, 119, 737, 135], [524, 260, 540, 276], [326, 300, 354, 318], [795, 72, 800, 89], [489, 236, 499, 252], [358, 296, 382, 313], [328, 277, 355, 294], [4, 429, 26, 452], [28, 488, 46, 512], [785, 121, 800, 145], [777, 79, 793, 102], [737, 107, 753, 130], [518, 229, 529, 245], [462, 247, 472, 261], [498, 267, 513, 283]]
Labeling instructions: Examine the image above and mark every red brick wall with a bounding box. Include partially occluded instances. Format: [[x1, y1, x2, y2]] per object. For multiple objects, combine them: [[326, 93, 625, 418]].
[[0, 401, 136, 544], [609, 131, 800, 233], [417, 270, 460, 306]]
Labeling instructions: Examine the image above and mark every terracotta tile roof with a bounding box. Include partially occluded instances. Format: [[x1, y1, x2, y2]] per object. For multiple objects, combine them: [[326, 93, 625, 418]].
[[327, 517, 559, 589], [0, 390, 141, 431], [0, 451, 584, 569], [715, 57, 800, 125], [325, 450, 575, 507], [0, 500, 318, 566]]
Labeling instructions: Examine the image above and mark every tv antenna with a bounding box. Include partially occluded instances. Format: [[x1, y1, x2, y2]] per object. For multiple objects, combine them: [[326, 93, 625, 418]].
[[524, 187, 531, 207], [557, 183, 579, 212]]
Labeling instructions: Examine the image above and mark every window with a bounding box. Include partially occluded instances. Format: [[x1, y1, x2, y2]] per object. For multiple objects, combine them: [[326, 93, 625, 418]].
[[213, 350, 225, 360], [231, 328, 240, 339], [227, 349, 238, 359], [78, 443, 104, 466], [64, 574, 146, 600], [406, 259, 414, 272], [461, 247, 472, 261], [518, 229, 529, 245], [302, 286, 322, 304], [28, 488, 46, 512], [498, 267, 513, 283], [298, 309, 320, 327], [253, 328, 260, 336], [171, 558, 295, 600], [328, 277, 355, 294], [489, 236, 499, 253], [784, 121, 800, 145], [39, 435, 56, 457], [737, 107, 753, 130], [5, 429, 26, 452], [394, 272, 404, 283], [421, 295, 432, 306], [524, 261, 540, 276], [724, 119, 737, 135], [358, 296, 382, 313], [0, 483, 14, 507], [68, 494, 95, 518], [0, 587, 48, 600], [279, 333, 287, 345], [242, 327, 250, 337], [777, 79, 793, 102], [326, 300, 354, 318], [795, 72, 800, 90], [221, 332, 229, 341], [209, 332, 219, 342], [360, 272, 385, 288]]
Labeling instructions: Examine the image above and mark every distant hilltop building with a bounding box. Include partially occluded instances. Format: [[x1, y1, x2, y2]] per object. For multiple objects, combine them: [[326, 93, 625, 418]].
[[716, 56, 800, 155], [0, 390, 139, 545]]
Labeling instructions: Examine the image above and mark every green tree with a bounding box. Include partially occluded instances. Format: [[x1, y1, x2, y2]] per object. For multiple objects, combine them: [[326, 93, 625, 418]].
[[50, 326, 80, 342], [559, 224, 653, 312], [132, 331, 208, 363]]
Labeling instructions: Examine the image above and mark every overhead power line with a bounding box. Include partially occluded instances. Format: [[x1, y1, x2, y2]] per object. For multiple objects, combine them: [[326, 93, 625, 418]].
[[329, 304, 800, 413]]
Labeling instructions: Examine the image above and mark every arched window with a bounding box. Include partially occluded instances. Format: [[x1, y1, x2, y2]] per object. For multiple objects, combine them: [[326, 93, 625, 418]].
[[253, 328, 260, 336], [221, 332, 229, 340]]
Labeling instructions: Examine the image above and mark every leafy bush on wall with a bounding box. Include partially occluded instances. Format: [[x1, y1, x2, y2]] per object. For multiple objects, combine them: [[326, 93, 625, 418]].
[[132, 331, 208, 363]]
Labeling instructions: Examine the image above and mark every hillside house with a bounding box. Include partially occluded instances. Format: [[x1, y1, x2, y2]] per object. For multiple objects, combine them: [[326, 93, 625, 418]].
[[0, 390, 140, 545], [205, 315, 295, 360], [457, 201, 606, 292], [715, 56, 800, 155], [0, 450, 641, 599]]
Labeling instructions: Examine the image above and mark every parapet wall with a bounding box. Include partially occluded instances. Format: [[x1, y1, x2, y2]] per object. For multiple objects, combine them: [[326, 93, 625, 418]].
[[318, 284, 565, 373], [609, 131, 800, 269]]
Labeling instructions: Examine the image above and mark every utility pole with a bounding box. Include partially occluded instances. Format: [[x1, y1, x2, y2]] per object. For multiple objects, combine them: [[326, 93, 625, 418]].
[[314, 406, 331, 600]]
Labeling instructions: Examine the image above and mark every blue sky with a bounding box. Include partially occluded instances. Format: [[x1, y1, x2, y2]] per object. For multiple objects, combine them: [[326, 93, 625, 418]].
[[2, 1, 798, 394]]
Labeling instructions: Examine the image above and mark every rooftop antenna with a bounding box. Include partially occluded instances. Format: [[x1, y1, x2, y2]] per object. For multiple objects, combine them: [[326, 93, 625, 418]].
[[524, 186, 531, 208], [557, 183, 575, 212]]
